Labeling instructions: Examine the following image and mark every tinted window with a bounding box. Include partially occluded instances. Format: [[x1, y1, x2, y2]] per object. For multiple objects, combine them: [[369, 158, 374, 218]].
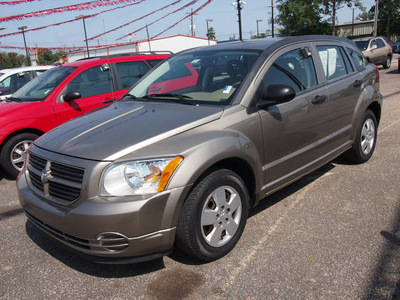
[[317, 46, 349, 81], [116, 61, 150, 89], [370, 40, 377, 49], [347, 47, 365, 72], [67, 65, 112, 98], [355, 41, 368, 51], [147, 59, 163, 67], [263, 49, 317, 93], [376, 38, 385, 48], [0, 72, 33, 95]]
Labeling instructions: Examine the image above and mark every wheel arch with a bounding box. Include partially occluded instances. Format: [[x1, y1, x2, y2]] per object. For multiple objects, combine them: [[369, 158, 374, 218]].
[[367, 101, 382, 126], [0, 128, 44, 153]]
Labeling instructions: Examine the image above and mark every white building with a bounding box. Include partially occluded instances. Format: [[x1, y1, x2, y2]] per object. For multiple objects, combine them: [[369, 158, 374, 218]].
[[63, 34, 217, 63]]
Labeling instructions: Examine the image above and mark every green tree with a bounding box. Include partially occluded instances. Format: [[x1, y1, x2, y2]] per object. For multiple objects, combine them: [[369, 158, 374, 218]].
[[320, 0, 354, 35], [0, 52, 25, 69], [277, 0, 331, 36], [369, 0, 400, 39], [207, 27, 216, 40], [38, 49, 66, 65], [251, 33, 267, 39]]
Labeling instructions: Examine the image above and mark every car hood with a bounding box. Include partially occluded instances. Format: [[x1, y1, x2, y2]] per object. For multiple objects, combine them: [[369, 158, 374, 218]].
[[35, 101, 224, 161]]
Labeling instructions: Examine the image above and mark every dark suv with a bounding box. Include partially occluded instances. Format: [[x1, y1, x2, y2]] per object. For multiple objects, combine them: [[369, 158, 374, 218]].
[[18, 36, 382, 263]]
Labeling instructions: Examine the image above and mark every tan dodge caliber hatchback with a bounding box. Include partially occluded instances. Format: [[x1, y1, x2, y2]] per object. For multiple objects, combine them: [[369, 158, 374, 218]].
[[18, 36, 382, 263]]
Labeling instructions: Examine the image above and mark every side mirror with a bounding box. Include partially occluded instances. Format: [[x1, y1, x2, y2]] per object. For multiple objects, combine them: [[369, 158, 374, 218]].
[[370, 44, 378, 50], [258, 84, 296, 109], [0, 91, 3, 96], [63, 91, 81, 102]]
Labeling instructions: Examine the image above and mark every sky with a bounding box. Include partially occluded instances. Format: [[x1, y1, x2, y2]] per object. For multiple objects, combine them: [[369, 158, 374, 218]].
[[0, 0, 376, 55]]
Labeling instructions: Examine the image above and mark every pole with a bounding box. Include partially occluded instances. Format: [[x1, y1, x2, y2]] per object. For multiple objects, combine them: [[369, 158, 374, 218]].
[[256, 19, 262, 39], [191, 8, 194, 36], [374, 0, 379, 36], [271, 0, 274, 38], [352, 8, 355, 36], [146, 24, 152, 52], [237, 0, 243, 41], [18, 26, 30, 66], [82, 18, 90, 58]]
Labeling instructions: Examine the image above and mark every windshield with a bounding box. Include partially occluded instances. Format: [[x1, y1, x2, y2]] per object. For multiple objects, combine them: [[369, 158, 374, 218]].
[[355, 41, 369, 51], [127, 49, 261, 106], [12, 66, 76, 102]]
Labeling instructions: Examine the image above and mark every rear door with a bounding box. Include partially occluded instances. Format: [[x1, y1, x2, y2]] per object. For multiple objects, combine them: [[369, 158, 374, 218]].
[[256, 43, 330, 193], [313, 42, 363, 152]]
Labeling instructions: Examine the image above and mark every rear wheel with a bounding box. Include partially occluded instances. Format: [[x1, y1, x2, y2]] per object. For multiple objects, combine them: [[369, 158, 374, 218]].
[[176, 169, 249, 262], [383, 56, 391, 69], [344, 110, 377, 164], [0, 133, 39, 178]]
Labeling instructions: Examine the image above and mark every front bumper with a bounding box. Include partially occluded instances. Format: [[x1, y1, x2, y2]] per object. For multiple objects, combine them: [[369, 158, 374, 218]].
[[17, 149, 191, 263]]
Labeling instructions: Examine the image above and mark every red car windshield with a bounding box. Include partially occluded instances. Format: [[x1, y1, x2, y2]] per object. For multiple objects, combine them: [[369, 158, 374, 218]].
[[13, 66, 76, 102]]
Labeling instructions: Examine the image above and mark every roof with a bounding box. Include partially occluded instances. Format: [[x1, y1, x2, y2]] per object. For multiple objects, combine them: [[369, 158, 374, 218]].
[[62, 53, 171, 68], [0, 65, 54, 74]]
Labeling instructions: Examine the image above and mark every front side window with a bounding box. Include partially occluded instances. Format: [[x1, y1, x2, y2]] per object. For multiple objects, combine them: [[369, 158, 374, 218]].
[[317, 45, 350, 81], [262, 48, 317, 93], [13, 67, 76, 101], [116, 61, 150, 89], [127, 50, 261, 105], [66, 65, 112, 98]]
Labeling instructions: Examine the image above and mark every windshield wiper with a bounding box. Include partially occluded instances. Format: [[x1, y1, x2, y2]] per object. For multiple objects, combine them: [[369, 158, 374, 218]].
[[6, 97, 22, 102], [121, 94, 149, 102], [142, 93, 197, 105]]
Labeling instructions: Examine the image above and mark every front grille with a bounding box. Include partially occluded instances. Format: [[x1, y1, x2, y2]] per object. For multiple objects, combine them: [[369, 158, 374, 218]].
[[28, 152, 84, 204]]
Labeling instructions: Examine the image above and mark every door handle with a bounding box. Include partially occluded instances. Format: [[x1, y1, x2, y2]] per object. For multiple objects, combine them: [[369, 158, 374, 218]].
[[353, 80, 363, 88], [312, 95, 326, 105]]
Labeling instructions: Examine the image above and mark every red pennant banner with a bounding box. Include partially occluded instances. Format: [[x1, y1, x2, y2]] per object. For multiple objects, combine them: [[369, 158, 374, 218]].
[[0, 0, 144, 22]]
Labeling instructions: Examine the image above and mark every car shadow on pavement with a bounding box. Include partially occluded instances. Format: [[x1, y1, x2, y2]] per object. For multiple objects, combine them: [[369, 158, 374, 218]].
[[363, 200, 400, 299], [249, 162, 336, 218], [25, 220, 166, 278]]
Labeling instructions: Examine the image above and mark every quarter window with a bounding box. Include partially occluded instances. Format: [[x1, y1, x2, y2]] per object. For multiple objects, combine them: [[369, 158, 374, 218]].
[[317, 45, 350, 81], [263, 48, 317, 93], [347, 47, 365, 72]]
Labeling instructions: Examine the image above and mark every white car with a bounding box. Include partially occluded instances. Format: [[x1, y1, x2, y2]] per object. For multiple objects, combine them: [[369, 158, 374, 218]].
[[0, 65, 54, 100]]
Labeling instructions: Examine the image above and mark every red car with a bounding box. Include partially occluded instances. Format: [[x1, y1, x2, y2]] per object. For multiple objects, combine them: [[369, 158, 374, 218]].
[[0, 53, 170, 178]]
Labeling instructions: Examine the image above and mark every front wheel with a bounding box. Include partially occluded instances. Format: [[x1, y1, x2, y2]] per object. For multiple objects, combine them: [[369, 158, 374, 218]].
[[344, 110, 377, 164], [176, 169, 249, 262], [0, 133, 39, 178]]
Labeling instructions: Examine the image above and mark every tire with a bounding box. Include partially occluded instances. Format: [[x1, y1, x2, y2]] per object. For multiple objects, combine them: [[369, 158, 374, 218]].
[[344, 110, 377, 164], [383, 56, 391, 69], [0, 133, 39, 179], [176, 169, 249, 262]]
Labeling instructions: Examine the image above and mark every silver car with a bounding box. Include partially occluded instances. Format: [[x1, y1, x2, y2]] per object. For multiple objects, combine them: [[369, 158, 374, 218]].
[[18, 36, 382, 263]]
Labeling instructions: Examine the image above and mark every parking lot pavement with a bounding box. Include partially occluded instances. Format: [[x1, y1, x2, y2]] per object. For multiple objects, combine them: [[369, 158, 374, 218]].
[[1, 57, 399, 299]]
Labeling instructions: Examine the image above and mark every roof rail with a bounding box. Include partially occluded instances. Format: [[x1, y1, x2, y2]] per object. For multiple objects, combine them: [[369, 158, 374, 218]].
[[76, 51, 173, 61]]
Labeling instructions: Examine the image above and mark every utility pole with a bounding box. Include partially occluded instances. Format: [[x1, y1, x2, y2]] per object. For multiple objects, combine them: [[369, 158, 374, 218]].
[[75, 15, 90, 58], [18, 26, 30, 66], [271, 0, 274, 38], [374, 0, 379, 36], [187, 8, 198, 36], [232, 0, 246, 41]]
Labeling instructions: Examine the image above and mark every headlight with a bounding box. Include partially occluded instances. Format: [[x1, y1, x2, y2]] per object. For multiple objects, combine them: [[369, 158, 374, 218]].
[[100, 156, 183, 196]]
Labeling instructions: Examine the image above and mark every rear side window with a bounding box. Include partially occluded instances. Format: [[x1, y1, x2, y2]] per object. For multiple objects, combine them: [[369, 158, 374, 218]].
[[67, 65, 112, 98], [263, 48, 317, 93], [0, 71, 32, 95], [317, 46, 351, 81], [116, 61, 150, 89], [347, 47, 365, 72], [376, 38, 385, 48]]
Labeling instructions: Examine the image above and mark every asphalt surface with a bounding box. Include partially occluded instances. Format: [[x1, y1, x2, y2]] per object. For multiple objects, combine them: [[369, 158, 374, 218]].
[[1, 57, 399, 299]]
